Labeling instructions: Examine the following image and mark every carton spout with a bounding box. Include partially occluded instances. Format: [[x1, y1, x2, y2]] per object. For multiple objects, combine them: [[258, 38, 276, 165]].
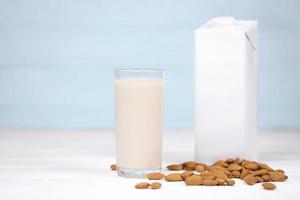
[[204, 17, 258, 51], [206, 17, 236, 28]]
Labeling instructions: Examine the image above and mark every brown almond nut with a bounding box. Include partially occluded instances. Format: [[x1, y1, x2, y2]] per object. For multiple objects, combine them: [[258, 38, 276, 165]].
[[225, 178, 235, 186], [223, 169, 231, 176], [252, 169, 269, 176], [211, 171, 227, 180], [196, 162, 208, 169], [167, 164, 183, 171], [212, 160, 228, 168], [183, 161, 197, 170], [262, 175, 271, 182], [182, 171, 194, 180], [165, 173, 183, 181], [243, 174, 258, 185], [228, 163, 242, 171], [184, 175, 203, 185], [147, 172, 165, 180], [259, 163, 273, 171], [241, 168, 251, 179], [262, 182, 276, 190], [202, 179, 218, 186], [110, 164, 116, 171], [200, 171, 216, 180], [225, 158, 234, 163], [231, 170, 241, 178], [241, 160, 251, 167], [211, 160, 222, 166], [256, 176, 264, 183], [200, 171, 213, 177], [208, 165, 227, 172], [275, 169, 285, 174], [207, 168, 220, 174], [269, 171, 288, 182], [245, 162, 259, 170], [202, 175, 216, 180], [195, 165, 206, 172], [216, 178, 225, 185], [233, 157, 242, 164], [150, 182, 161, 189], [135, 182, 150, 189], [240, 159, 246, 164]]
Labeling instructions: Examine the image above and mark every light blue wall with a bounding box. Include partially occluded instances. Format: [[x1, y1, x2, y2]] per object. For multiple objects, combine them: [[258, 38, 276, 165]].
[[0, 0, 299, 129]]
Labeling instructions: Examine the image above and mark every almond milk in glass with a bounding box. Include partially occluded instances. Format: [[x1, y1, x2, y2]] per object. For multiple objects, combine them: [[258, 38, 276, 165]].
[[115, 69, 164, 178]]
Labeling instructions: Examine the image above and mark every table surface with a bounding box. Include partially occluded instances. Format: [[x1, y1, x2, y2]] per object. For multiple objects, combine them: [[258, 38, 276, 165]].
[[0, 129, 300, 200]]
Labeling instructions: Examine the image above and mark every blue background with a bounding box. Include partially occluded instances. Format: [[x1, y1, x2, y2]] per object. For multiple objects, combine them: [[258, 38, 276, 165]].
[[0, 0, 299, 129]]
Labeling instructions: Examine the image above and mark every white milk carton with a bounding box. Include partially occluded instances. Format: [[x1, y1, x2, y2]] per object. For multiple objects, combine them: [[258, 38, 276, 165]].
[[195, 17, 258, 163]]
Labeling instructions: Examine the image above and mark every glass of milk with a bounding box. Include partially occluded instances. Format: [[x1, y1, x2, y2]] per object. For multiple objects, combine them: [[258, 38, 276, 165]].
[[115, 68, 165, 178]]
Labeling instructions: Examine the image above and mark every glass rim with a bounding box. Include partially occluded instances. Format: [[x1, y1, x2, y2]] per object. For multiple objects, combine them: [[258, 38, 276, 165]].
[[115, 68, 164, 73]]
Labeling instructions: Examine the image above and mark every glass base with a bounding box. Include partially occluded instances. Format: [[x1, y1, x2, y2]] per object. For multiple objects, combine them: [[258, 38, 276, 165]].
[[117, 167, 161, 178]]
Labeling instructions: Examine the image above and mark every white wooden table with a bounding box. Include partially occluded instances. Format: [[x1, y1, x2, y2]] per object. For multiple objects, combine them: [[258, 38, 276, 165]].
[[0, 130, 299, 200]]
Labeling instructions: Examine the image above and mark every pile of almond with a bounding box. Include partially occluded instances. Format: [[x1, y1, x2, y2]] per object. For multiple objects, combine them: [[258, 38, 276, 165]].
[[110, 158, 288, 190]]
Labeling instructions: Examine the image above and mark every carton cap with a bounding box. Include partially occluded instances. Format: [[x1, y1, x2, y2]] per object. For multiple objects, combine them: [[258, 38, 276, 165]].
[[199, 17, 258, 50], [206, 17, 236, 28]]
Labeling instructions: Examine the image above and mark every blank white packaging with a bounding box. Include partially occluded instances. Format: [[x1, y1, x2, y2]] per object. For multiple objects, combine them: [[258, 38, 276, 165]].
[[195, 17, 258, 163]]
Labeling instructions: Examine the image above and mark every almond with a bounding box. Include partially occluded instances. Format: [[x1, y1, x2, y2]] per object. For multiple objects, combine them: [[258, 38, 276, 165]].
[[211, 171, 227, 180], [226, 158, 234, 163], [200, 171, 216, 180], [252, 169, 269, 176], [256, 176, 264, 183], [165, 173, 183, 182], [167, 164, 183, 171], [241, 160, 251, 167], [262, 174, 271, 182], [223, 169, 231, 176], [182, 161, 197, 171], [241, 168, 251, 179], [208, 165, 227, 172], [225, 178, 235, 186], [231, 170, 241, 178], [184, 175, 203, 185], [269, 171, 288, 182], [196, 162, 208, 169], [202, 179, 218, 186], [147, 172, 165, 180], [212, 160, 228, 168], [275, 169, 285, 174], [262, 182, 276, 190], [150, 182, 161, 189], [233, 157, 243, 165], [259, 163, 273, 171], [181, 171, 194, 180], [228, 163, 242, 171], [243, 174, 257, 185], [135, 182, 150, 189], [245, 162, 259, 170], [200, 171, 213, 177], [195, 165, 206, 172], [216, 178, 225, 185], [110, 164, 116, 171]]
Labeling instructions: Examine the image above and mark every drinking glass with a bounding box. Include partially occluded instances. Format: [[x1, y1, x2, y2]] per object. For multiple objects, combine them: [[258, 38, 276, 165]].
[[115, 68, 165, 178]]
